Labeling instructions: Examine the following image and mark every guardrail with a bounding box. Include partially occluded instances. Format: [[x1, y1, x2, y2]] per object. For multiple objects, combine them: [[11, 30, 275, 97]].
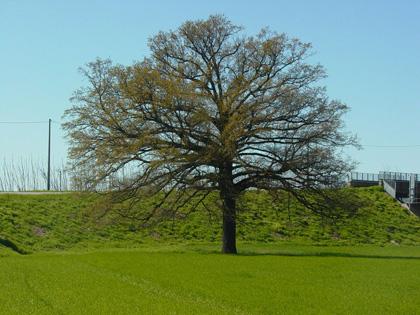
[[350, 172, 379, 181], [350, 171, 420, 182], [379, 171, 420, 181]]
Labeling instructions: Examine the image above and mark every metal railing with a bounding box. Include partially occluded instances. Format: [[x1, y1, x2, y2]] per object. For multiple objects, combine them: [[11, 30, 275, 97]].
[[350, 171, 420, 182], [379, 171, 420, 181], [350, 172, 379, 182]]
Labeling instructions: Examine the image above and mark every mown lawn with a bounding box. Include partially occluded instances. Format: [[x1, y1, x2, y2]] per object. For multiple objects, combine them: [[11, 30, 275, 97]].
[[1, 244, 420, 314]]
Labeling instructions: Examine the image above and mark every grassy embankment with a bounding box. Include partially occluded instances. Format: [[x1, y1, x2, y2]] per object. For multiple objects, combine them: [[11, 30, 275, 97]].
[[1, 186, 420, 314], [0, 186, 420, 254]]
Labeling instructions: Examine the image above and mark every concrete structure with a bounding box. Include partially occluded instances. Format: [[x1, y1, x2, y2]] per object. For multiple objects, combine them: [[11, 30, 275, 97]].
[[349, 171, 420, 216]]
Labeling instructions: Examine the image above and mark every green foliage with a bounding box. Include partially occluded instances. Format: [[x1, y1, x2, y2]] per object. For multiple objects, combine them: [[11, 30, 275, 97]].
[[0, 187, 419, 253], [1, 245, 420, 314], [64, 15, 356, 254]]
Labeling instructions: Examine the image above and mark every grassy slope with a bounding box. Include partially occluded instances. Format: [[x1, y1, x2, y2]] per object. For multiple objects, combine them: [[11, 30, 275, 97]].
[[0, 244, 17, 257], [0, 186, 419, 253], [1, 245, 420, 314], [1, 188, 420, 314]]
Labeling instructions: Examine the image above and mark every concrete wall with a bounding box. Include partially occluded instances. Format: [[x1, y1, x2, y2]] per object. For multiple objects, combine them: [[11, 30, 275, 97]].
[[383, 180, 396, 199]]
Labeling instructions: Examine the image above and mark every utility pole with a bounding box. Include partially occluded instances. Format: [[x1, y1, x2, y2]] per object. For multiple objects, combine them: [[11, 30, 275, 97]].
[[47, 118, 51, 191]]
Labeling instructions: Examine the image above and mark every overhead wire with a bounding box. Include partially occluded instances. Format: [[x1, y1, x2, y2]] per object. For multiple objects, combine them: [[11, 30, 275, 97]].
[[0, 121, 49, 124], [360, 144, 420, 148], [0, 120, 61, 124], [1, 121, 420, 148]]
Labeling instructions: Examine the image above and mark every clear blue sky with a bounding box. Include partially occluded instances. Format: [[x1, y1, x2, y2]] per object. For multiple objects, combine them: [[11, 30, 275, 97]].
[[1, 0, 419, 173]]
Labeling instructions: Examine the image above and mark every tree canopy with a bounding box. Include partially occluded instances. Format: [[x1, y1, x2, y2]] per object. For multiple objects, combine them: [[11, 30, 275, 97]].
[[64, 15, 356, 253]]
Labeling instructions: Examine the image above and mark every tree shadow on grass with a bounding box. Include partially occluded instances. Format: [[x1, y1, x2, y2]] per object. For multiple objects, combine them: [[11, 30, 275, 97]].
[[189, 247, 420, 260], [236, 251, 420, 260]]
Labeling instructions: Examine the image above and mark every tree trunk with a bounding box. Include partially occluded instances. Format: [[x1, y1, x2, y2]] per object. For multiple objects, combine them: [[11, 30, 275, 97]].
[[222, 193, 237, 254], [220, 162, 237, 254]]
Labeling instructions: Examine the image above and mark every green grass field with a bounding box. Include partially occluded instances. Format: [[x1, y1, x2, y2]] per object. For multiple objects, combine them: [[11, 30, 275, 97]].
[[1, 244, 420, 314], [1, 187, 420, 314]]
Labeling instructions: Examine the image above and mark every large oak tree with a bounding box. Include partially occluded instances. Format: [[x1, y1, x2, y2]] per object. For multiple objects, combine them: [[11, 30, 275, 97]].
[[64, 15, 355, 253]]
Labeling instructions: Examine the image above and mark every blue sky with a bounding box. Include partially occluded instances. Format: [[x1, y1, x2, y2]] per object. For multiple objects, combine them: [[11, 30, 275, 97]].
[[0, 0, 419, 173]]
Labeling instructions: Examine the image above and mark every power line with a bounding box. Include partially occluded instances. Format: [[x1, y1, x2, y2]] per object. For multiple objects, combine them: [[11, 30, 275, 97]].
[[0, 120, 61, 125], [0, 121, 50, 124], [361, 144, 420, 148], [0, 121, 419, 148]]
